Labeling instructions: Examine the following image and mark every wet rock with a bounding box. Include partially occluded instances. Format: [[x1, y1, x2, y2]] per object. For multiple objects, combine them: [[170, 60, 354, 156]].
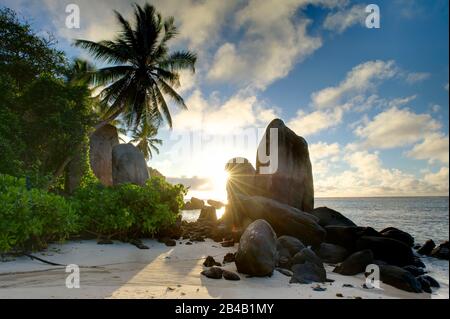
[[417, 239, 436, 256], [430, 241, 449, 260], [203, 256, 221, 267], [223, 270, 240, 281], [164, 239, 176, 247], [333, 250, 374, 276], [356, 236, 415, 266], [311, 207, 356, 227], [380, 227, 414, 247], [417, 275, 440, 288], [413, 257, 426, 268], [325, 226, 380, 252], [403, 265, 426, 277], [375, 265, 422, 293], [290, 261, 327, 284], [129, 239, 149, 249], [201, 267, 223, 279], [417, 276, 432, 293], [235, 220, 277, 277], [97, 239, 113, 245], [316, 243, 349, 264]]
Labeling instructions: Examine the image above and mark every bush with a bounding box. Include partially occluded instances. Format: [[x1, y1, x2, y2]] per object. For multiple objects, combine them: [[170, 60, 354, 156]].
[[0, 174, 78, 253], [72, 177, 187, 239]]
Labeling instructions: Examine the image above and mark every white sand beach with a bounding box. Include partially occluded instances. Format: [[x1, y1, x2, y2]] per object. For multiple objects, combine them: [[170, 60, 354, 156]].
[[0, 239, 447, 299]]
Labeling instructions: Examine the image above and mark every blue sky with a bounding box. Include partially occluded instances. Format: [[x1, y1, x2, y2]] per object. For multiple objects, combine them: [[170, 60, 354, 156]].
[[2, 0, 448, 199]]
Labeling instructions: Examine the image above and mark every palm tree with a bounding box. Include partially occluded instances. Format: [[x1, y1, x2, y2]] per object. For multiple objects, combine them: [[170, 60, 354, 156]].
[[74, 3, 197, 131], [131, 122, 162, 160]]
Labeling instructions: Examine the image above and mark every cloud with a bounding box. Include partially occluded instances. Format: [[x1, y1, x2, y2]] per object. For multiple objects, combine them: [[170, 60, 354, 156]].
[[287, 108, 344, 137], [315, 150, 449, 197], [355, 107, 442, 149], [405, 72, 431, 84], [323, 4, 367, 33], [166, 176, 212, 190], [171, 90, 279, 135], [310, 142, 340, 161], [311, 60, 398, 109], [407, 133, 449, 164]]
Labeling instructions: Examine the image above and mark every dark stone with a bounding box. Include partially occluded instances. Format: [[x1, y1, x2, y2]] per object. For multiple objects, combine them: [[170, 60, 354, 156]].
[[333, 250, 374, 276], [235, 220, 277, 277], [222, 270, 240, 281], [418, 275, 440, 288], [185, 242, 193, 245], [413, 257, 426, 268], [164, 239, 176, 247], [336, 293, 344, 298], [325, 226, 381, 252], [221, 240, 235, 247], [129, 239, 149, 249], [417, 239, 436, 256], [380, 227, 414, 247], [417, 276, 432, 293], [403, 265, 426, 277], [97, 239, 113, 245], [198, 206, 217, 223], [291, 248, 323, 269], [203, 256, 221, 267], [276, 236, 305, 257], [290, 262, 327, 284], [201, 267, 223, 279], [112, 143, 149, 186], [316, 243, 349, 264], [356, 236, 415, 266], [312, 285, 327, 292], [184, 197, 205, 210], [254, 119, 314, 212], [223, 253, 236, 264], [430, 241, 449, 260], [311, 207, 356, 227], [376, 265, 422, 293], [233, 195, 325, 247]]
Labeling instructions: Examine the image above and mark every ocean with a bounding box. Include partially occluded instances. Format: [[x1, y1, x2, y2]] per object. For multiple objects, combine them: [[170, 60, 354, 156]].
[[182, 196, 449, 297]]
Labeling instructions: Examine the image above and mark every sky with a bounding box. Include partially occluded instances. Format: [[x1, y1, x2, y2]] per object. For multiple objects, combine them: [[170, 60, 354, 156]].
[[2, 0, 449, 200]]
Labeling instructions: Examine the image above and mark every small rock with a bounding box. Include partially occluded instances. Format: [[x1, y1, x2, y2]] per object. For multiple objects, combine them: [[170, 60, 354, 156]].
[[185, 242, 193, 245], [342, 284, 354, 288], [417, 239, 436, 256], [223, 270, 240, 281], [203, 256, 221, 267], [164, 239, 176, 247], [418, 275, 440, 288], [223, 253, 236, 264], [201, 267, 223, 279], [336, 293, 344, 298], [312, 285, 327, 292], [354, 296, 362, 299]]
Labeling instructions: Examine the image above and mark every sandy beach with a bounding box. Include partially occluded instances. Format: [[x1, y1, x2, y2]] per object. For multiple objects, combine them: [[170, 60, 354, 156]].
[[0, 240, 447, 299]]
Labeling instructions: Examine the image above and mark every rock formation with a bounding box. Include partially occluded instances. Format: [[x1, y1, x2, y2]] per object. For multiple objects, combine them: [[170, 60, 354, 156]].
[[89, 124, 119, 186], [112, 143, 149, 186]]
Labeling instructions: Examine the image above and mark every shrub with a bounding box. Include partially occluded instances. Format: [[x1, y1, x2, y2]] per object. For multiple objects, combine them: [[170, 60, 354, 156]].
[[72, 177, 187, 239], [0, 174, 78, 253]]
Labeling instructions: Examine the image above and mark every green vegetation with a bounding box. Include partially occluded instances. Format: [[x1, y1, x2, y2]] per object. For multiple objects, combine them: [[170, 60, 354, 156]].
[[0, 4, 194, 255], [0, 174, 187, 254]]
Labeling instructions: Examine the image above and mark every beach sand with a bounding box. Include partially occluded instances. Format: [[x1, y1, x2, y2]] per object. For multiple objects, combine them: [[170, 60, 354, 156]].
[[0, 239, 447, 299]]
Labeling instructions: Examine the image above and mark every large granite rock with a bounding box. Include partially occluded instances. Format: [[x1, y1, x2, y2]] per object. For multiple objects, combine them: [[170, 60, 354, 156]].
[[356, 236, 415, 267], [112, 143, 149, 186], [380, 227, 414, 247], [232, 194, 325, 247], [375, 265, 423, 293], [235, 219, 278, 277], [333, 249, 374, 276], [324, 226, 380, 252], [254, 119, 314, 212], [311, 207, 356, 227], [89, 124, 119, 186], [316, 243, 349, 264]]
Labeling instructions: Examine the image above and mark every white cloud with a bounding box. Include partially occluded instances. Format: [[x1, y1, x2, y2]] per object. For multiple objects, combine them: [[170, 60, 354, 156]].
[[310, 142, 340, 160], [323, 4, 367, 33], [355, 107, 441, 149], [405, 72, 431, 84], [287, 108, 344, 137], [171, 90, 278, 135], [424, 167, 449, 193], [407, 133, 449, 164], [311, 60, 398, 109]]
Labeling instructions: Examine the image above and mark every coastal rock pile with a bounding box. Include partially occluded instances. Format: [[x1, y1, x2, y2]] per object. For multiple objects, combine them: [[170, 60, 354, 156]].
[[204, 118, 446, 294]]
